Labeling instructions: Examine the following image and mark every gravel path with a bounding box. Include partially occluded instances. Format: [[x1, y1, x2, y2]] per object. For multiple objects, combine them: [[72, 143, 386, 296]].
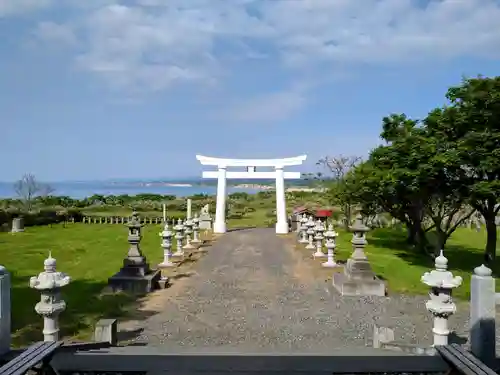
[[130, 228, 477, 352]]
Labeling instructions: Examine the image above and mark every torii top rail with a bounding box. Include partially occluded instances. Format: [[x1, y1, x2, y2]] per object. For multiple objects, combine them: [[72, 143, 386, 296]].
[[196, 155, 307, 167]]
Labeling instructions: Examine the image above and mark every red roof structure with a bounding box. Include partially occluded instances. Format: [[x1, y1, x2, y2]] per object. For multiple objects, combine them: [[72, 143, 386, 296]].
[[315, 209, 333, 218]]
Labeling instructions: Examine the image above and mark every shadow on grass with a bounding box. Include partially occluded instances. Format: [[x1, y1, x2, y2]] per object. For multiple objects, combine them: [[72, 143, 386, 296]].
[[368, 228, 499, 276], [10, 273, 158, 347]]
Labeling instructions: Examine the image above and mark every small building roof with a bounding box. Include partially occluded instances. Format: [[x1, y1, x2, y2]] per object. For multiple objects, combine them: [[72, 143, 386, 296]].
[[293, 206, 314, 214]]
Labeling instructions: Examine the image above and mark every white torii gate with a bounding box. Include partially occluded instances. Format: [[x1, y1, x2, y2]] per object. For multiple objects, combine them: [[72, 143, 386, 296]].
[[196, 154, 307, 234]]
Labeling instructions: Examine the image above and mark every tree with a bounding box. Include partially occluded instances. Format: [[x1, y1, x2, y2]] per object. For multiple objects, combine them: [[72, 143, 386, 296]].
[[425, 76, 500, 262], [13, 173, 54, 211], [354, 114, 435, 249], [344, 112, 474, 254], [317, 155, 362, 181], [316, 155, 362, 228]]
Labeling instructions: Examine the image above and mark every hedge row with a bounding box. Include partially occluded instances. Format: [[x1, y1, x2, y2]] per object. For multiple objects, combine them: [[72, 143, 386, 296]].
[[0, 209, 192, 229], [0, 209, 84, 228]]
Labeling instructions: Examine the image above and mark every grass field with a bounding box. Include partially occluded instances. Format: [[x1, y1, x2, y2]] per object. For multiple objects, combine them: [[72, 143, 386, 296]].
[[0, 219, 497, 346], [0, 223, 180, 345], [322, 226, 500, 299]]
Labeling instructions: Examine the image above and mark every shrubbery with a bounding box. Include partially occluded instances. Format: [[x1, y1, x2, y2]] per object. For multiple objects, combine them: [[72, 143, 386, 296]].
[[0, 208, 84, 228]]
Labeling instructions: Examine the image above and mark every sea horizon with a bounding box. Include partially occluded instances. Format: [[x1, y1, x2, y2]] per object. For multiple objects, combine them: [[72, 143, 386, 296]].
[[0, 180, 266, 199]]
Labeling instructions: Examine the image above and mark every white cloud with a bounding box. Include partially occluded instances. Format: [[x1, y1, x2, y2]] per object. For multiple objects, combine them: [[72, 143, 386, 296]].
[[8, 0, 500, 95], [0, 0, 51, 17], [35, 22, 76, 45], [221, 87, 307, 123]]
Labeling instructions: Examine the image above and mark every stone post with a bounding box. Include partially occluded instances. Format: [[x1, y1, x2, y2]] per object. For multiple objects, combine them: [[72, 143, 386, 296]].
[[305, 216, 316, 250], [469, 264, 496, 367], [158, 222, 174, 269], [191, 214, 201, 244], [173, 219, 185, 257], [11, 217, 24, 233], [183, 218, 195, 250], [163, 203, 167, 223], [29, 253, 71, 341], [322, 224, 338, 268], [187, 199, 192, 220], [298, 214, 309, 244], [0, 265, 11, 355], [313, 219, 325, 258], [421, 250, 462, 346]]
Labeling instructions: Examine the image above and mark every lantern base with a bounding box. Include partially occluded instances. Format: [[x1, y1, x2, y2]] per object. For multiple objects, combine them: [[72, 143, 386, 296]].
[[108, 268, 161, 294], [332, 259, 386, 297]]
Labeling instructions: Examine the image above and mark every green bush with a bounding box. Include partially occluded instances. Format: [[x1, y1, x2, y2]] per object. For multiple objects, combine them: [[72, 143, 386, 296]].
[[0, 208, 84, 227]]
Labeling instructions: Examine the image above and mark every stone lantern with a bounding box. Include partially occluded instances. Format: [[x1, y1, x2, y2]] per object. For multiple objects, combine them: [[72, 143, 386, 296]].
[[124, 211, 147, 270], [322, 223, 338, 267], [173, 218, 185, 257], [332, 214, 386, 296], [29, 252, 70, 341], [421, 250, 462, 346], [191, 213, 201, 244], [305, 216, 316, 250], [348, 214, 369, 265], [313, 219, 325, 258], [298, 214, 309, 244], [182, 218, 196, 250], [108, 211, 160, 293], [159, 222, 174, 269]]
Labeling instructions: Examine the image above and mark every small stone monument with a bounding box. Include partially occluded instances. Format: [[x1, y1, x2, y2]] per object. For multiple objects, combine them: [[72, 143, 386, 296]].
[[332, 214, 386, 296], [183, 218, 196, 250], [305, 216, 316, 250], [475, 218, 481, 232], [11, 217, 24, 233], [421, 250, 462, 346], [29, 252, 70, 341], [191, 213, 201, 244], [108, 211, 161, 293], [313, 219, 325, 258], [173, 218, 185, 257], [198, 204, 212, 230], [322, 223, 339, 268], [298, 214, 309, 244]]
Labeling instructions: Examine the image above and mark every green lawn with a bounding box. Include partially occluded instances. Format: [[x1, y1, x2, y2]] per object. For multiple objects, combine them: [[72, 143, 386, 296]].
[[330, 226, 500, 300], [0, 221, 497, 346], [0, 222, 171, 346]]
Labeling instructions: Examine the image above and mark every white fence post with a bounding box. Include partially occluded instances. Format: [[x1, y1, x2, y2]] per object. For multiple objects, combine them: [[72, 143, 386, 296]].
[[470, 264, 496, 367], [0, 265, 11, 355]]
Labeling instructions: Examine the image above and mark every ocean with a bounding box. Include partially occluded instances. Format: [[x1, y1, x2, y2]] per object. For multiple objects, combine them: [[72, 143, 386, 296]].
[[0, 181, 262, 199]]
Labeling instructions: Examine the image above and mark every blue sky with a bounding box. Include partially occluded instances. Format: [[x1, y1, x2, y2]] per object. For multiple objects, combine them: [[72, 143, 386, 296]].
[[1, 0, 500, 182]]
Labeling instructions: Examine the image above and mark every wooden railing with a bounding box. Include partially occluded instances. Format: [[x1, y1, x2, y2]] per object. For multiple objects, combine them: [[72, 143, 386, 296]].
[[1, 340, 497, 375]]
